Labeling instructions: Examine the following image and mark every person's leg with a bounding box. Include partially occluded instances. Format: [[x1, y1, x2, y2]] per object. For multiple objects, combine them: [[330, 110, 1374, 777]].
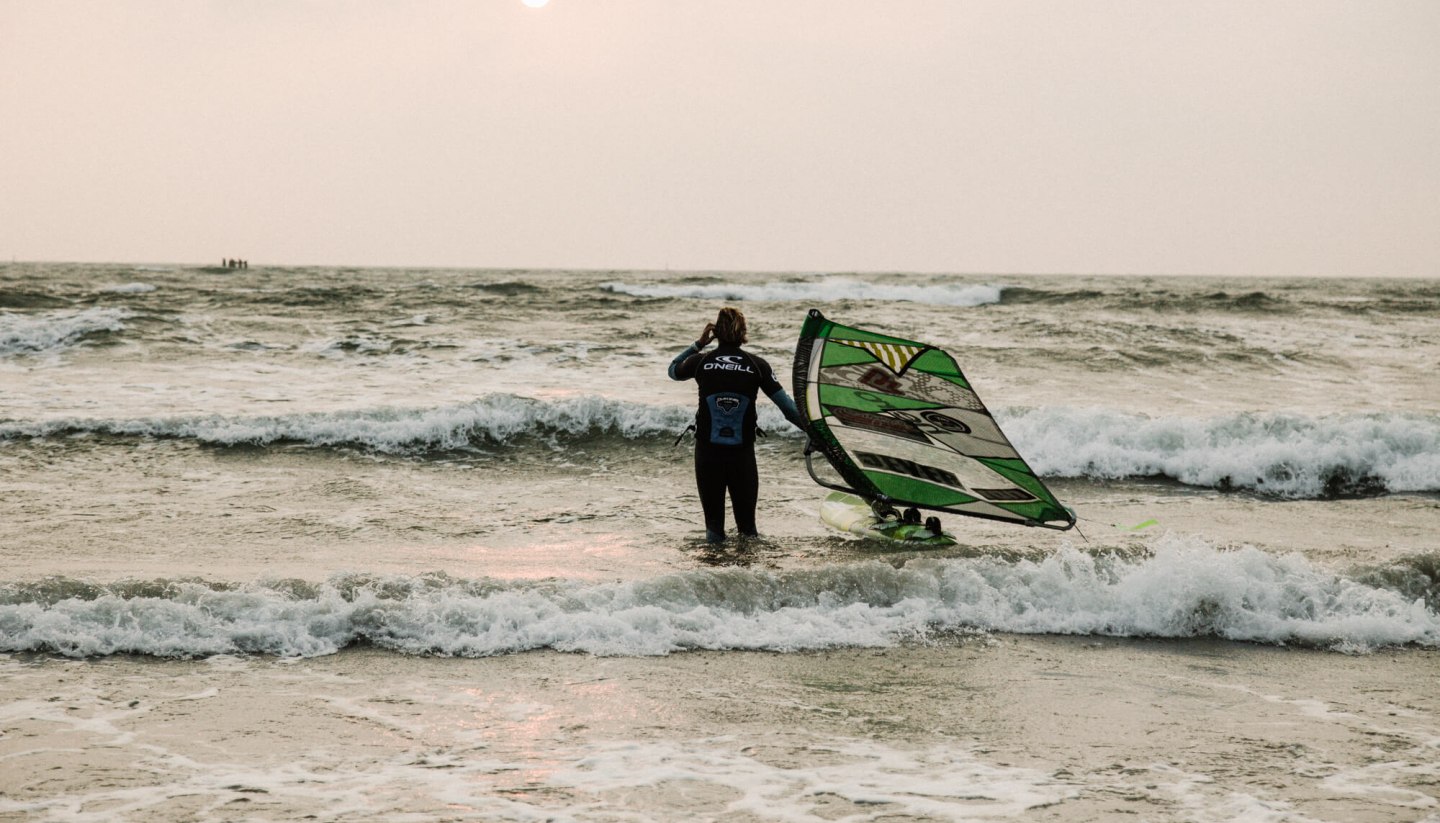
[[729, 445, 760, 536], [694, 445, 727, 542]]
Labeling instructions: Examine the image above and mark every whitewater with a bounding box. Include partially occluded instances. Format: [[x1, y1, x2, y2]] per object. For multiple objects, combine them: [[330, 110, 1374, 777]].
[[1, 262, 1437, 821]]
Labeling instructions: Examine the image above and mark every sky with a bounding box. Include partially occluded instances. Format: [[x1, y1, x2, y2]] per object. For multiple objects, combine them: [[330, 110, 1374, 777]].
[[2, 1, 1437, 277]]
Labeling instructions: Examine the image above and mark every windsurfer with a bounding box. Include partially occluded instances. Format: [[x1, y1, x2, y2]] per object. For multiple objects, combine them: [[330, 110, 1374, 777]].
[[669, 307, 807, 543]]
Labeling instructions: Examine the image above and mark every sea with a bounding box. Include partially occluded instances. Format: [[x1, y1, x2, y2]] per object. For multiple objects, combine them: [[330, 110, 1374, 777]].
[[1, 262, 1437, 821]]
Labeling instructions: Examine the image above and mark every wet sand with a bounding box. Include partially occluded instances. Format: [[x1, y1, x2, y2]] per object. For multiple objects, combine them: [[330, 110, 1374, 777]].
[[3, 638, 1436, 821]]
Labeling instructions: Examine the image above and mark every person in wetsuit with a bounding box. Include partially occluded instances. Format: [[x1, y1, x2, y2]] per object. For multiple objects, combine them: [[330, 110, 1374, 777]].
[[669, 307, 807, 543]]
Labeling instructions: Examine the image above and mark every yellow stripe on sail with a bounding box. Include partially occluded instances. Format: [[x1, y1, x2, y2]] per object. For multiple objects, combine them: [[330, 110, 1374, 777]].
[[835, 339, 925, 374]]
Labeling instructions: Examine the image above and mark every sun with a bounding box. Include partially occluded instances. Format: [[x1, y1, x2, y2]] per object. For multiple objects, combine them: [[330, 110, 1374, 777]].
[[521, 0, 550, 7]]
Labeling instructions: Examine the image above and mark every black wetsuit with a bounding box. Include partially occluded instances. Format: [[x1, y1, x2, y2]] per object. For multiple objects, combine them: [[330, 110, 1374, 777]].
[[669, 342, 805, 542]]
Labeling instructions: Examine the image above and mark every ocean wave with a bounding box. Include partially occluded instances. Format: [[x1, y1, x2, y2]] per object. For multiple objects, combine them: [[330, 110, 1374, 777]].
[[298, 334, 412, 357], [0, 395, 700, 453], [0, 307, 134, 357], [0, 290, 71, 310], [97, 282, 157, 294], [999, 286, 1296, 314], [1003, 408, 1440, 498], [3, 400, 1436, 498], [2, 537, 1435, 659], [600, 278, 1004, 307]]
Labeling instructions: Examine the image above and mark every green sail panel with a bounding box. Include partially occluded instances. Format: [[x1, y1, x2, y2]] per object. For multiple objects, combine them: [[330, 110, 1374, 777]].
[[792, 309, 1075, 530]]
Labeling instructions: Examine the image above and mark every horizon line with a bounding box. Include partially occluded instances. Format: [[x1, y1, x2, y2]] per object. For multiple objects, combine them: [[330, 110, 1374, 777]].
[[2, 258, 1430, 281]]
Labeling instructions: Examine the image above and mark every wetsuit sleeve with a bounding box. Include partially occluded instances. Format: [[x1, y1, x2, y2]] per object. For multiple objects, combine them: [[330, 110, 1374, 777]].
[[668, 344, 702, 380], [767, 388, 808, 432], [752, 354, 807, 431]]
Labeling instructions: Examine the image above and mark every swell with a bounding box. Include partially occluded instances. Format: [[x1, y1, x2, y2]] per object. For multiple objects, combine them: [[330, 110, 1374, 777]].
[[2, 538, 1435, 659], [1000, 317, 1344, 371], [1001, 282, 1440, 316], [998, 286, 1290, 312], [600, 278, 1004, 307]]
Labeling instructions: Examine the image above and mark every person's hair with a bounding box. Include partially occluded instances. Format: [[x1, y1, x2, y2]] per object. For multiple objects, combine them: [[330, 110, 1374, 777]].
[[714, 307, 747, 345]]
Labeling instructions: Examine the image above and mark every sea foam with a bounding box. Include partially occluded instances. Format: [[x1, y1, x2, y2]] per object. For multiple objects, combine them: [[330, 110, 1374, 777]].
[[601, 278, 1004, 307], [0, 395, 696, 452], [0, 307, 134, 357], [1002, 407, 1440, 498], [0, 725, 1073, 821], [4, 397, 1436, 497], [2, 536, 1435, 659]]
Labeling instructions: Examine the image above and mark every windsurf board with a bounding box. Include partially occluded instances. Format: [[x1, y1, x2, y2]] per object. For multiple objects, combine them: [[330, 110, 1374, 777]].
[[819, 491, 957, 547]]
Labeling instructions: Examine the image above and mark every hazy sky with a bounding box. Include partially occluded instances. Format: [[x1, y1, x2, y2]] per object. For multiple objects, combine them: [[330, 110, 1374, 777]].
[[2, 1, 1437, 276]]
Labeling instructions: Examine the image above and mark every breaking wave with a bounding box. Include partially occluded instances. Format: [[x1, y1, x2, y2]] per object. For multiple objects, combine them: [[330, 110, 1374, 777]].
[[0, 307, 134, 357], [97, 282, 157, 294], [1003, 407, 1440, 498], [2, 537, 1435, 658], [0, 394, 699, 453], [600, 278, 1004, 307], [4, 399, 1437, 498]]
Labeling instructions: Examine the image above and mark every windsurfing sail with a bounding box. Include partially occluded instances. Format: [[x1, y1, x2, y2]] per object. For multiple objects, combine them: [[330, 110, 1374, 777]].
[[792, 309, 1075, 530]]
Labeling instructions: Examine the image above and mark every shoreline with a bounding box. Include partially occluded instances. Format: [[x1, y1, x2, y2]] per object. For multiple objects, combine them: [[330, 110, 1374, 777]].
[[3, 636, 1436, 820]]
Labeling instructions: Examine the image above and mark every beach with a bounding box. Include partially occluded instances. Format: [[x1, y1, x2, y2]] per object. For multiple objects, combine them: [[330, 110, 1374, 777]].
[[3, 640, 1436, 821], [2, 263, 1437, 820]]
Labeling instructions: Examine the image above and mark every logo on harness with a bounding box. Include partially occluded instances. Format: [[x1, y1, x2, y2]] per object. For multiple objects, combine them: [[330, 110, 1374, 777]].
[[706, 392, 750, 446]]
